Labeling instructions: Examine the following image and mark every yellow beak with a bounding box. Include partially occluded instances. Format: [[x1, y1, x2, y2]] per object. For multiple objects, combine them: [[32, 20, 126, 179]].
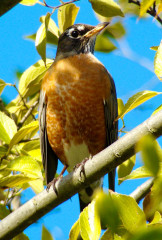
[[84, 22, 109, 38]]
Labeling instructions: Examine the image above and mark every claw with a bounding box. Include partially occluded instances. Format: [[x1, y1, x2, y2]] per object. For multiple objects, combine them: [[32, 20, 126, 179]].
[[46, 164, 68, 195]]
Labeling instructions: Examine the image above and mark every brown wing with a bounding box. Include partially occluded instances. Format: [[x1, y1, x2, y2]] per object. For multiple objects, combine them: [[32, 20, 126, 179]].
[[104, 71, 118, 191], [39, 90, 58, 184]]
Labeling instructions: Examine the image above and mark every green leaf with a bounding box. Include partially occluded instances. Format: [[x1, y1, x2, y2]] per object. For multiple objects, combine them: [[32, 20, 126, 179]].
[[117, 90, 160, 120], [154, 40, 162, 81], [101, 229, 125, 240], [28, 179, 44, 194], [149, 211, 162, 225], [111, 193, 146, 234], [0, 111, 17, 144], [36, 13, 50, 65], [69, 220, 80, 240], [9, 121, 39, 151], [79, 200, 101, 240], [107, 21, 126, 39], [58, 3, 79, 33], [137, 136, 161, 177], [19, 59, 53, 97], [0, 204, 10, 220], [7, 155, 42, 178], [117, 98, 125, 118], [0, 79, 6, 95], [152, 104, 162, 115], [118, 155, 136, 184], [140, 0, 155, 17], [89, 0, 124, 17], [150, 46, 158, 51], [20, 0, 38, 6], [0, 146, 8, 157], [42, 225, 53, 240], [95, 191, 120, 232], [95, 33, 116, 52], [13, 232, 29, 240], [40, 16, 59, 38], [0, 174, 37, 188], [26, 31, 58, 46], [120, 166, 160, 181], [130, 227, 162, 240]]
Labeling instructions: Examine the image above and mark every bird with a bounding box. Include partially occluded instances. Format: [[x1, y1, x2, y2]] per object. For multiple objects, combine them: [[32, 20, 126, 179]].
[[39, 22, 118, 212]]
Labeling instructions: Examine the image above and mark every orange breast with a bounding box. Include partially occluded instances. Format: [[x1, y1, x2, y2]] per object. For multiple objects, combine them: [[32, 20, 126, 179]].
[[42, 53, 111, 167]]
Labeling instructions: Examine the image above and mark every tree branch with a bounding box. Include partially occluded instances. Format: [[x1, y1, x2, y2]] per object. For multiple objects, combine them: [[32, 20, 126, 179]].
[[0, 0, 21, 17], [18, 100, 39, 129], [0, 110, 162, 240], [128, 0, 162, 25], [130, 178, 154, 203]]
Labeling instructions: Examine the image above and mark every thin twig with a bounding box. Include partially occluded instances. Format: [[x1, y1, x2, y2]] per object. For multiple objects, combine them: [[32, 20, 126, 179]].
[[130, 178, 154, 203], [39, 0, 79, 9], [128, 0, 162, 25], [10, 84, 36, 120], [18, 100, 39, 129]]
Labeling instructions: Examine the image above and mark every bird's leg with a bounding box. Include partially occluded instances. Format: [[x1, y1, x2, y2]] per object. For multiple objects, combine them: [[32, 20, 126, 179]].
[[74, 155, 92, 178], [47, 165, 68, 194]]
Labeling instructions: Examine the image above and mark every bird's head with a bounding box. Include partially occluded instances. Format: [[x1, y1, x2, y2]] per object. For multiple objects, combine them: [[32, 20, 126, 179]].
[[55, 22, 109, 61]]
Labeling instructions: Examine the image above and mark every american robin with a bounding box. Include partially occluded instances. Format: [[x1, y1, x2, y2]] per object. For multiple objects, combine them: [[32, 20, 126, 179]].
[[39, 22, 118, 211]]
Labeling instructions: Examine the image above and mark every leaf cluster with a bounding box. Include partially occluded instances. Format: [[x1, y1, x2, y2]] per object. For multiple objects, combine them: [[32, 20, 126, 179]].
[[0, 0, 162, 239]]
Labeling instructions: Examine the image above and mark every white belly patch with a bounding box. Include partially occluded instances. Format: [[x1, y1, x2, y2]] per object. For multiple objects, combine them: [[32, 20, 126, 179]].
[[63, 141, 90, 172]]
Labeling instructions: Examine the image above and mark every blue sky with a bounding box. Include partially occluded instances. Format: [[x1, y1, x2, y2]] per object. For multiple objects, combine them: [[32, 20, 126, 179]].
[[0, 1, 162, 239]]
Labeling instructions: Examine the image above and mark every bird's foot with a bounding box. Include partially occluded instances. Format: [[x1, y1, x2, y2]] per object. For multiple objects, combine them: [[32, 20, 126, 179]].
[[46, 177, 60, 195], [74, 155, 92, 178], [46, 165, 68, 195]]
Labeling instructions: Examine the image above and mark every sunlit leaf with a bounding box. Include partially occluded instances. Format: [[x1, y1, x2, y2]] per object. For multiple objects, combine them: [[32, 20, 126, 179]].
[[58, 3, 79, 33], [152, 104, 162, 115], [40, 15, 59, 38], [7, 155, 42, 178], [149, 211, 162, 225], [20, 0, 38, 6], [95, 33, 116, 52], [0, 146, 8, 157], [137, 136, 161, 177], [143, 178, 162, 221], [150, 46, 158, 51], [9, 121, 39, 151], [117, 98, 125, 118], [140, 0, 155, 17], [89, 0, 124, 17], [0, 111, 17, 144], [36, 13, 50, 65], [95, 191, 120, 232], [129, 227, 162, 240], [80, 200, 101, 240], [42, 225, 53, 240], [111, 192, 146, 233], [117, 91, 160, 120], [157, 2, 162, 15], [120, 165, 162, 181], [19, 59, 53, 97], [13, 232, 29, 240], [154, 40, 162, 81], [26, 31, 58, 46], [29, 179, 44, 194], [69, 220, 80, 240], [0, 204, 10, 220], [0, 174, 36, 188], [101, 229, 126, 240], [118, 155, 136, 184], [0, 79, 6, 95], [107, 21, 126, 39]]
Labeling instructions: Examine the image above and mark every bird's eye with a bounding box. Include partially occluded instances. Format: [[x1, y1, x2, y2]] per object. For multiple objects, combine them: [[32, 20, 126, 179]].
[[71, 30, 79, 38]]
